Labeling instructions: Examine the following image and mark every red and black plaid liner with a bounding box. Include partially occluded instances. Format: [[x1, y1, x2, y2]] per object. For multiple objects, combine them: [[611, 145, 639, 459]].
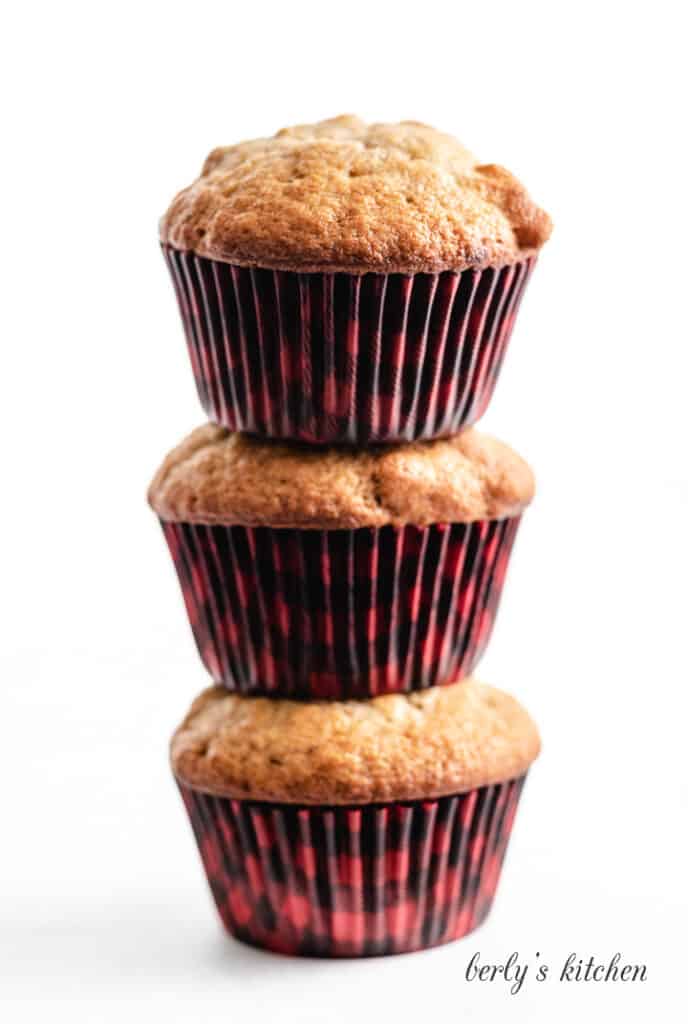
[[160, 517, 520, 699], [162, 245, 535, 444], [178, 775, 526, 957]]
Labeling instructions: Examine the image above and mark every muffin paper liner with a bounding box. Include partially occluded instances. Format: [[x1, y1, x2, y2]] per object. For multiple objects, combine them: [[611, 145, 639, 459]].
[[162, 245, 535, 444], [178, 776, 526, 957], [161, 517, 521, 699]]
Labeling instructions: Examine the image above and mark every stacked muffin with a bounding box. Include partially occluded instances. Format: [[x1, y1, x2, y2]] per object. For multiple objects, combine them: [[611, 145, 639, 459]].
[[149, 116, 551, 957]]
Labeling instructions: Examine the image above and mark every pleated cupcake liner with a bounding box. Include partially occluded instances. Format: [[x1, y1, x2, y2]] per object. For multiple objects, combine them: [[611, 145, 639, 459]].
[[162, 245, 535, 444], [160, 517, 521, 699], [178, 775, 526, 957]]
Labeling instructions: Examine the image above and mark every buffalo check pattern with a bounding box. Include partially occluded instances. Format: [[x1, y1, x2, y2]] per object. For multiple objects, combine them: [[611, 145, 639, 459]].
[[178, 776, 526, 957], [160, 517, 521, 699], [162, 246, 535, 445]]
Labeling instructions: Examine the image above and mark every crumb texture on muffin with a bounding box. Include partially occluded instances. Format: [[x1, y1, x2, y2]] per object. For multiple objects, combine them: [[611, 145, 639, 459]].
[[148, 425, 535, 528], [171, 679, 541, 804], [161, 115, 552, 273]]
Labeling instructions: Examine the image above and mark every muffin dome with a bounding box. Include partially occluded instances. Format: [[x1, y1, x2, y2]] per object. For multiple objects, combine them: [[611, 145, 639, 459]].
[[148, 425, 535, 529], [171, 678, 541, 804], [161, 115, 552, 274]]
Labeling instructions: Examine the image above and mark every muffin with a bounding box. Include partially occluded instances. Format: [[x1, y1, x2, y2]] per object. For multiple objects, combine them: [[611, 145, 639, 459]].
[[172, 678, 540, 957], [160, 116, 552, 444], [148, 425, 534, 699]]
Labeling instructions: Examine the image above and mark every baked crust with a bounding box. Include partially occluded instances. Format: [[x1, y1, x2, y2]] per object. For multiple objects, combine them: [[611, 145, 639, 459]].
[[148, 425, 534, 528], [171, 680, 541, 804], [160, 115, 552, 274]]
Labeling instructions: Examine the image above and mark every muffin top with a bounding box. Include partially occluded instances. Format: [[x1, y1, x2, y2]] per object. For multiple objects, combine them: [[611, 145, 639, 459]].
[[161, 115, 552, 274], [148, 425, 534, 528], [171, 679, 540, 804]]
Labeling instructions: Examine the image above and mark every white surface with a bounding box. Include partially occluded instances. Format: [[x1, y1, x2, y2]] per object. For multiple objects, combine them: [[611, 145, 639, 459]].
[[2, 1, 687, 1020]]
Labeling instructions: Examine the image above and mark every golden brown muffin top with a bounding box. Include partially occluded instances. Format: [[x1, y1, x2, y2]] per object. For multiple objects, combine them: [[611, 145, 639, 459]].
[[171, 679, 540, 804], [160, 115, 552, 274], [148, 425, 534, 528]]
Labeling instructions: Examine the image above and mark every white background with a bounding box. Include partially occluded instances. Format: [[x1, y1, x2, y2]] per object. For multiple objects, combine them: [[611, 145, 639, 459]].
[[2, 1, 687, 1020]]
